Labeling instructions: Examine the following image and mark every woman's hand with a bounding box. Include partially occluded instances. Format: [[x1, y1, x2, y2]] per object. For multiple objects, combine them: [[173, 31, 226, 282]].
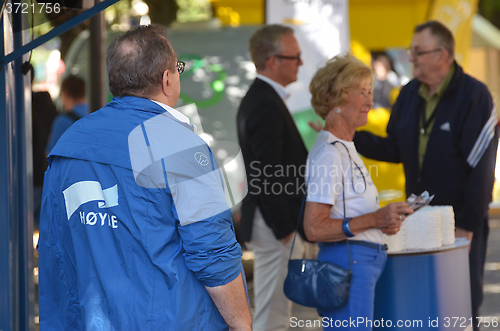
[[373, 202, 413, 235]]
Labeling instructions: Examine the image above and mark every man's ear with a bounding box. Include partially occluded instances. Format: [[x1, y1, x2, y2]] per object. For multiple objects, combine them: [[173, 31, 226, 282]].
[[439, 49, 451, 66], [162, 69, 171, 96], [265, 55, 277, 71]]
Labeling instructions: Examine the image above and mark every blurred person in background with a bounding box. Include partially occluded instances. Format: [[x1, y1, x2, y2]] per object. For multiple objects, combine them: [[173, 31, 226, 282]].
[[305, 54, 413, 330], [354, 21, 498, 329], [371, 53, 400, 109], [45, 75, 89, 155], [31, 67, 58, 230], [237, 24, 307, 331]]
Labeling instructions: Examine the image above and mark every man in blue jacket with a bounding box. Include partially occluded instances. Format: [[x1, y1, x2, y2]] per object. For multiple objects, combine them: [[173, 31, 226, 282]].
[[45, 75, 89, 154], [38, 25, 252, 330], [354, 21, 498, 330]]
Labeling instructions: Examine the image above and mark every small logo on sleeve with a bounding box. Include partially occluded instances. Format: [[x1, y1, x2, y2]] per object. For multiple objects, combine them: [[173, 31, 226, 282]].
[[194, 152, 209, 166]]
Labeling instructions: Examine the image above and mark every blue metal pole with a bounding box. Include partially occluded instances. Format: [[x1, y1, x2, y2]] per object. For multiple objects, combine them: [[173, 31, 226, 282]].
[[0, 12, 12, 331], [12, 7, 34, 330], [0, 9, 34, 331]]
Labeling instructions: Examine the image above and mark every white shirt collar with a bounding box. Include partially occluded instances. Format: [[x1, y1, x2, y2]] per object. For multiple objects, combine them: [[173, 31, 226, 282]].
[[151, 100, 191, 125], [322, 130, 355, 146], [256, 74, 290, 101]]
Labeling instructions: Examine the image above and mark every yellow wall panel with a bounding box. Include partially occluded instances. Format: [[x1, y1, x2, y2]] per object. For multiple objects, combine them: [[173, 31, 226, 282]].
[[211, 0, 264, 26], [350, 0, 431, 49], [428, 0, 479, 66], [468, 48, 487, 82]]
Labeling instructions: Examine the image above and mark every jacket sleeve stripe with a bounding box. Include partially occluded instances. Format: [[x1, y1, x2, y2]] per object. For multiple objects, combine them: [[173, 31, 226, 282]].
[[467, 105, 497, 168]]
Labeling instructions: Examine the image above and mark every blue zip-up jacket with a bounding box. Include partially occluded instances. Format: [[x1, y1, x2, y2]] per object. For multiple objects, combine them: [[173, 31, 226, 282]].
[[38, 96, 243, 330], [354, 63, 498, 232]]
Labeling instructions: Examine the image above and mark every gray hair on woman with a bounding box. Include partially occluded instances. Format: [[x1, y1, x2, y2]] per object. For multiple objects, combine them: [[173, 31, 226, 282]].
[[310, 54, 373, 119]]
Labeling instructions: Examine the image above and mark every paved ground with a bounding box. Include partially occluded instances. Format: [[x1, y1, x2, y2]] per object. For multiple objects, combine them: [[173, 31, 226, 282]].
[[479, 218, 500, 329], [247, 218, 500, 330]]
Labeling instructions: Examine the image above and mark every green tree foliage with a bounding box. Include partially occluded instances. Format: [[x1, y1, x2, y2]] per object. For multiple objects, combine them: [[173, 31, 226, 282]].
[[478, 0, 500, 30], [176, 0, 212, 23], [32, 0, 211, 60], [104, 0, 135, 27]]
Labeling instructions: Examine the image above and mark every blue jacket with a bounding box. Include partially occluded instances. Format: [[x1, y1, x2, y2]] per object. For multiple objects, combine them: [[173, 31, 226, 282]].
[[46, 103, 89, 154], [354, 63, 498, 232], [38, 96, 243, 330]]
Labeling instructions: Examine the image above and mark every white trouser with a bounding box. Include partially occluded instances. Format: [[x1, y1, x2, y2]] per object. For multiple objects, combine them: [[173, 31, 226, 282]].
[[248, 208, 305, 331]]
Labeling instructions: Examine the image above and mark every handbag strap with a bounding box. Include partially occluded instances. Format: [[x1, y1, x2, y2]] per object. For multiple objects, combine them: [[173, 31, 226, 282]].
[[332, 141, 353, 270], [288, 140, 352, 270], [288, 194, 307, 260]]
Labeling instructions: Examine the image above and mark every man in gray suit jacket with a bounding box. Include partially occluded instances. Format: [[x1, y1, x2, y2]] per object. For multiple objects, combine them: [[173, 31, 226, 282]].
[[237, 25, 307, 331]]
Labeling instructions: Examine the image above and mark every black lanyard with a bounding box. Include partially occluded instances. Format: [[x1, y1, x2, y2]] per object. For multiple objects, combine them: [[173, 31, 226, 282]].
[[331, 141, 367, 195], [420, 103, 439, 134]]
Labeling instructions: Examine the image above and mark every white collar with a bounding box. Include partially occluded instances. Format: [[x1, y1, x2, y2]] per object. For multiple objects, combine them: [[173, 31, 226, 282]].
[[151, 100, 191, 125], [256, 74, 290, 101], [322, 130, 354, 146]]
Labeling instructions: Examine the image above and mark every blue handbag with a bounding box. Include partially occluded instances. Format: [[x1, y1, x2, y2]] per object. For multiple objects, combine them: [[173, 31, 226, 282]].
[[283, 141, 353, 310], [283, 257, 351, 310]]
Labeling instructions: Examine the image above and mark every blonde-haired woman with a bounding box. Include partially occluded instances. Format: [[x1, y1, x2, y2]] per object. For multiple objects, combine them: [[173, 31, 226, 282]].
[[304, 54, 413, 329]]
